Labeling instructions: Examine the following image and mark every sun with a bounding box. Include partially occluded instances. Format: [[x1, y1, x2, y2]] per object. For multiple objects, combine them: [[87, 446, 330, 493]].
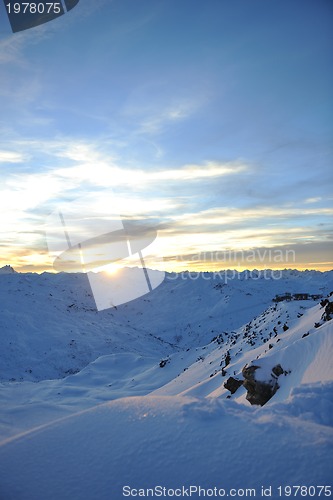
[[104, 262, 124, 275], [93, 262, 123, 275]]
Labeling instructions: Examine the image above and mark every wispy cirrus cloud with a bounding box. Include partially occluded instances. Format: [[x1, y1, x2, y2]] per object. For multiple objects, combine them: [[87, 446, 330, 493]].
[[168, 205, 333, 227], [137, 100, 201, 135], [0, 150, 27, 163], [0, 18, 52, 66], [121, 76, 211, 137]]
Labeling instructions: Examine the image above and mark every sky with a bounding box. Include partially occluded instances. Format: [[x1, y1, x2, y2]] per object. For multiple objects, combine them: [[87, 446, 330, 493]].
[[0, 0, 332, 273]]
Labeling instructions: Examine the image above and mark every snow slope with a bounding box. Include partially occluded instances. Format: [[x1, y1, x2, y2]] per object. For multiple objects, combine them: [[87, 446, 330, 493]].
[[0, 268, 332, 499], [0, 268, 332, 381], [150, 299, 333, 402], [0, 394, 332, 500]]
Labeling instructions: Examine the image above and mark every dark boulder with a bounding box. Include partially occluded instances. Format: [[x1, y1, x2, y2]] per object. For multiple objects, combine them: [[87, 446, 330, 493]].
[[272, 364, 284, 377], [224, 376, 243, 394], [242, 364, 282, 406]]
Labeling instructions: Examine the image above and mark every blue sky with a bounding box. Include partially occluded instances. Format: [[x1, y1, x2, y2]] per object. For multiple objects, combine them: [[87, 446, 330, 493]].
[[0, 0, 332, 272]]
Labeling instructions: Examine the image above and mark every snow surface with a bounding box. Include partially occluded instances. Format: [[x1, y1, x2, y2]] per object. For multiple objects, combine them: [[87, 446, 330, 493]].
[[0, 268, 332, 499], [1, 395, 332, 500]]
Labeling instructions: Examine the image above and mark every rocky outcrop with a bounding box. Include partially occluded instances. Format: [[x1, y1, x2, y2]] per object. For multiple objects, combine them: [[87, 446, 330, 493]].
[[224, 376, 243, 394], [159, 358, 170, 368], [321, 299, 333, 322], [223, 363, 289, 403], [221, 351, 231, 376], [242, 364, 287, 406]]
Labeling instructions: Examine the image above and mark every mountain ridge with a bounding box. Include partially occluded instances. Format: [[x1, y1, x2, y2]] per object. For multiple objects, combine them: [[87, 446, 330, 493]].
[[1, 268, 332, 382]]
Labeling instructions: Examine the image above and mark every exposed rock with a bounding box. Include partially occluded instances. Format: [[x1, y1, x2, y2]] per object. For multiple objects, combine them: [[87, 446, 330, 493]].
[[242, 364, 259, 379], [272, 364, 284, 377], [225, 352, 231, 366], [224, 376, 243, 394], [159, 358, 170, 368], [221, 350, 231, 377], [321, 300, 333, 322], [242, 364, 282, 406]]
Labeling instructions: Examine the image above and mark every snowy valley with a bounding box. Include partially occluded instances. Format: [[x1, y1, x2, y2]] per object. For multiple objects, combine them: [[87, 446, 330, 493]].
[[0, 267, 332, 499]]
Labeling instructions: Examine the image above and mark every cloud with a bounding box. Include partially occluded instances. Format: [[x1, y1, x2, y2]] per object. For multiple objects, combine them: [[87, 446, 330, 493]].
[[0, 136, 250, 272], [137, 100, 200, 135], [0, 150, 26, 163], [1, 142, 247, 247], [121, 75, 210, 137], [159, 240, 333, 272], [0, 32, 29, 65], [54, 142, 248, 187], [152, 202, 333, 271], [304, 197, 322, 204], [1, 136, 331, 273], [191, 206, 331, 224], [0, 21, 52, 66]]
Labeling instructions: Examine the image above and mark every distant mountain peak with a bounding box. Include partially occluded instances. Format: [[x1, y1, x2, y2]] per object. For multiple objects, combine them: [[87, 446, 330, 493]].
[[0, 265, 17, 274]]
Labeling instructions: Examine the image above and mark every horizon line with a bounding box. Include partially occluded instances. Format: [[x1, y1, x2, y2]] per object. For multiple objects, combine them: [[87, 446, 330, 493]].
[[1, 264, 333, 276]]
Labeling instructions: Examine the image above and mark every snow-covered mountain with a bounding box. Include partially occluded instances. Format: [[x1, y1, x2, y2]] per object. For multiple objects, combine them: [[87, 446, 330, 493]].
[[0, 268, 332, 499], [0, 265, 16, 274], [0, 268, 332, 382]]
